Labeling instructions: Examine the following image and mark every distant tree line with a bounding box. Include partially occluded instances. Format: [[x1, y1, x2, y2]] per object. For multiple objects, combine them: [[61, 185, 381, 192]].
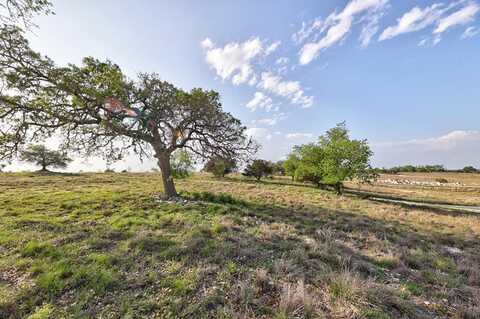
[[375, 165, 478, 174]]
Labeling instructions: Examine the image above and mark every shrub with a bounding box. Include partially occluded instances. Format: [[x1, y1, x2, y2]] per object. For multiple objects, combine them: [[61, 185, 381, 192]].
[[243, 159, 273, 181], [203, 157, 236, 178], [171, 150, 194, 179], [462, 166, 477, 173]]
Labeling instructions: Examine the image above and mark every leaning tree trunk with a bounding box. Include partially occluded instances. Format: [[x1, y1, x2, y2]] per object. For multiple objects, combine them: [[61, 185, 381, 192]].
[[156, 152, 177, 198]]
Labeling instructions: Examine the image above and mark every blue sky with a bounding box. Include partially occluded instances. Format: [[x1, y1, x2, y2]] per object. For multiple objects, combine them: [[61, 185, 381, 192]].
[[9, 0, 480, 171]]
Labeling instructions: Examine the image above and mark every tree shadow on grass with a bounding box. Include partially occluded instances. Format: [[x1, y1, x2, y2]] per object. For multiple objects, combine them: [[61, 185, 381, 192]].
[[172, 191, 479, 318]]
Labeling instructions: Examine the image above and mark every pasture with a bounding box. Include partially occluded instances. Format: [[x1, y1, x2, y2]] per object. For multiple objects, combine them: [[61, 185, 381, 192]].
[[0, 172, 479, 318]]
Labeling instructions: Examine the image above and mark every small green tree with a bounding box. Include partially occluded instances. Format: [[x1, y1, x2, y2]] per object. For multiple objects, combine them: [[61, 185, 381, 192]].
[[283, 153, 300, 181], [243, 159, 273, 181], [317, 122, 375, 194], [20, 144, 72, 171], [170, 150, 194, 179], [293, 143, 325, 187], [284, 123, 375, 194], [204, 156, 236, 178], [271, 161, 285, 176], [462, 166, 477, 173]]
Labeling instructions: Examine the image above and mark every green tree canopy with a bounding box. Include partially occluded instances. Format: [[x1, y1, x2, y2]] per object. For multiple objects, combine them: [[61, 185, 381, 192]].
[[285, 123, 375, 194], [271, 161, 285, 176], [462, 166, 477, 173], [243, 159, 273, 181], [20, 144, 72, 171], [0, 26, 256, 197], [203, 156, 237, 178], [293, 143, 325, 187], [283, 153, 300, 181], [170, 149, 194, 179]]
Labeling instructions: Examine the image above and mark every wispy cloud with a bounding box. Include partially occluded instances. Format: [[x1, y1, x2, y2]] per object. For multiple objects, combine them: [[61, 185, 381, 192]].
[[265, 41, 281, 55], [379, 4, 445, 41], [298, 0, 389, 65], [379, 1, 479, 43], [292, 18, 324, 44], [276, 57, 290, 65], [251, 113, 287, 126], [434, 2, 479, 35], [286, 132, 314, 140], [359, 8, 387, 48], [246, 92, 274, 112], [258, 72, 314, 108], [462, 25, 480, 38]]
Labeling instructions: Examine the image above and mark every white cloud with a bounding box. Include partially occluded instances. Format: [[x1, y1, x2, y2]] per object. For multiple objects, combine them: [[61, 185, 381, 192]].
[[379, 1, 478, 42], [201, 37, 281, 86], [299, 0, 388, 65], [292, 19, 324, 44], [418, 38, 429, 46], [286, 132, 314, 140], [202, 37, 316, 107], [245, 128, 315, 161], [379, 4, 445, 41], [265, 41, 281, 55], [462, 25, 480, 38], [372, 130, 480, 168], [258, 72, 314, 108], [434, 2, 479, 34], [200, 38, 214, 49], [276, 57, 290, 65], [359, 8, 387, 48], [251, 113, 287, 126], [245, 92, 274, 112], [245, 127, 273, 141]]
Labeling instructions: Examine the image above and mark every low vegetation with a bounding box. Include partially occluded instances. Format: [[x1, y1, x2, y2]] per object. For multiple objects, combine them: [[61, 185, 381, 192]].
[[1, 172, 479, 318]]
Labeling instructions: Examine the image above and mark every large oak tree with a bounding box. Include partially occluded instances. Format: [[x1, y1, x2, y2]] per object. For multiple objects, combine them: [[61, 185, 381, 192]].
[[0, 26, 255, 197]]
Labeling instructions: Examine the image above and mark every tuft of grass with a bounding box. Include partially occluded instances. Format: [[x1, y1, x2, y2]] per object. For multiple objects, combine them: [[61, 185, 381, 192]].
[[37, 260, 73, 296], [328, 271, 364, 303], [21, 240, 58, 258], [72, 265, 118, 294], [404, 282, 424, 297], [361, 308, 391, 319], [26, 304, 54, 319]]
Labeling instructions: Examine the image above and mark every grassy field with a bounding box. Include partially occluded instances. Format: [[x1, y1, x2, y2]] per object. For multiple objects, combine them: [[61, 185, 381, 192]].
[[346, 172, 480, 206], [1, 172, 479, 318]]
